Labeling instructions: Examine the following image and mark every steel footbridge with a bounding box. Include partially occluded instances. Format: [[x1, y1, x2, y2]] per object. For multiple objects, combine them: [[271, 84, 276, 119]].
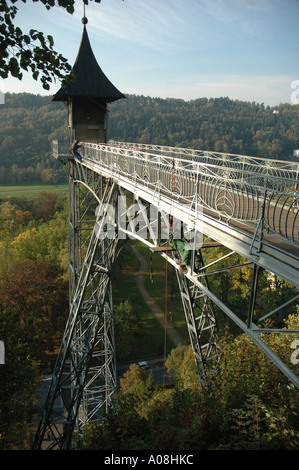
[[33, 140, 299, 450]]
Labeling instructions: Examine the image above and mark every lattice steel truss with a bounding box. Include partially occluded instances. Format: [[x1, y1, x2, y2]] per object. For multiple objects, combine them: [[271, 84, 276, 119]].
[[175, 249, 221, 386], [33, 161, 119, 450]]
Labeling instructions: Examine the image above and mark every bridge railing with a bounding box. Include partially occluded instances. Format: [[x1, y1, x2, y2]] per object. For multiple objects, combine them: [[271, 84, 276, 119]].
[[109, 141, 299, 179], [81, 142, 298, 247]]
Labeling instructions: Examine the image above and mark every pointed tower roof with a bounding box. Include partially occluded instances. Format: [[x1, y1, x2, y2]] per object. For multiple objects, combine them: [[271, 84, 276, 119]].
[[53, 24, 125, 103]]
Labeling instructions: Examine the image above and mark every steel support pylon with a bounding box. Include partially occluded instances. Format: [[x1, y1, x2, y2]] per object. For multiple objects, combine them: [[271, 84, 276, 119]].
[[33, 161, 119, 450], [173, 249, 222, 386]]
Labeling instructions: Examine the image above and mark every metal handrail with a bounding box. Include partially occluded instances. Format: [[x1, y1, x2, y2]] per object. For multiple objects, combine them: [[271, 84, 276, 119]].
[[82, 142, 299, 247], [109, 141, 299, 178]]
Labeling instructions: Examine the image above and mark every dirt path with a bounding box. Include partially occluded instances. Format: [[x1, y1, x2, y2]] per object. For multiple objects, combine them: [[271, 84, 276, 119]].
[[132, 247, 186, 347]]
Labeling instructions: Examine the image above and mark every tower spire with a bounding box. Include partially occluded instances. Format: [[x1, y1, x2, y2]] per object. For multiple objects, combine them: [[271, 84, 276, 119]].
[[82, 1, 88, 25], [52, 16, 125, 143]]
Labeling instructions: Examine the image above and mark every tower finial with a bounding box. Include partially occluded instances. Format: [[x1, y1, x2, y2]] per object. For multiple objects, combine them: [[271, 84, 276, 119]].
[[82, 2, 88, 25]]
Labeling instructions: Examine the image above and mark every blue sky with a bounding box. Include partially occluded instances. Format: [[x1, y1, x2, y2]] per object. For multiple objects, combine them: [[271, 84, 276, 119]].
[[1, 0, 299, 105]]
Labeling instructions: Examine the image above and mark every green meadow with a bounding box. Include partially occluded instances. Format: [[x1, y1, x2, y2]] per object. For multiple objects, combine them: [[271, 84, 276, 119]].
[[0, 184, 68, 198], [112, 241, 189, 362]]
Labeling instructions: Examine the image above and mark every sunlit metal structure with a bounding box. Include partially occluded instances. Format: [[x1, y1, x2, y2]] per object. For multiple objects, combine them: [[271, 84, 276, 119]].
[[33, 21, 299, 451], [33, 138, 299, 450]]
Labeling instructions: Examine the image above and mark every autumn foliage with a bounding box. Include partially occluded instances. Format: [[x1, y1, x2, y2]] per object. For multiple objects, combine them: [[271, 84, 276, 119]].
[[0, 259, 68, 359]]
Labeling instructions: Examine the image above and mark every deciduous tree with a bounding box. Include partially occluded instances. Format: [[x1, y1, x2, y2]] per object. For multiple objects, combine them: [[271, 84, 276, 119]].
[[0, 0, 74, 89], [0, 0, 122, 90], [0, 259, 68, 358]]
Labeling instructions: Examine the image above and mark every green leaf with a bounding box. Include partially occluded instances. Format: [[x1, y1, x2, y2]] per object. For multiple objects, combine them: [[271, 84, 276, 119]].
[[8, 57, 19, 76], [47, 35, 54, 48], [23, 35, 31, 45]]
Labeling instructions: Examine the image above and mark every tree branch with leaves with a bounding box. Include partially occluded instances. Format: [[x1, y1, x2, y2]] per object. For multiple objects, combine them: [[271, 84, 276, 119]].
[[0, 0, 105, 90]]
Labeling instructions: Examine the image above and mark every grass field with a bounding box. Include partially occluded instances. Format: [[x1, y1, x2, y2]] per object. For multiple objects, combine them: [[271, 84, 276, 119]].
[[137, 243, 190, 344], [0, 184, 68, 197], [112, 241, 189, 363], [113, 241, 180, 362]]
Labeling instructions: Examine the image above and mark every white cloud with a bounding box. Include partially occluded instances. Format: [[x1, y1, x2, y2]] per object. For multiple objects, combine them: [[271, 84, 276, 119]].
[[2, 0, 297, 107], [201, 0, 274, 37], [122, 74, 296, 105], [78, 0, 188, 50], [4, 69, 294, 107]]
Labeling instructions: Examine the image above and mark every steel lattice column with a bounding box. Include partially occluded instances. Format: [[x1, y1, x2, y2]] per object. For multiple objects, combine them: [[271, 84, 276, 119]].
[[175, 249, 222, 386], [33, 163, 119, 450], [78, 284, 117, 428]]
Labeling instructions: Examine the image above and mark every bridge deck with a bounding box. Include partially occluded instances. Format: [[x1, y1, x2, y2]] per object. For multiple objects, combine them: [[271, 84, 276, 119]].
[[76, 142, 298, 288], [53, 139, 298, 284]]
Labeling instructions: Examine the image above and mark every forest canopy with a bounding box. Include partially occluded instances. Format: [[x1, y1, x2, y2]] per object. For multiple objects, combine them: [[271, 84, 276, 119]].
[[0, 92, 299, 184]]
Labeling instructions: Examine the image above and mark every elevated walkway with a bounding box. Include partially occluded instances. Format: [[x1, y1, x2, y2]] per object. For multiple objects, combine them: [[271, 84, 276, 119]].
[[76, 141, 298, 287]]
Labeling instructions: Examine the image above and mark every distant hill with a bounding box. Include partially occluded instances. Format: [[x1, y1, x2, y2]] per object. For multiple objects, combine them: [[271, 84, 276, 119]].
[[0, 92, 298, 184], [0, 93, 67, 184], [108, 94, 299, 160]]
